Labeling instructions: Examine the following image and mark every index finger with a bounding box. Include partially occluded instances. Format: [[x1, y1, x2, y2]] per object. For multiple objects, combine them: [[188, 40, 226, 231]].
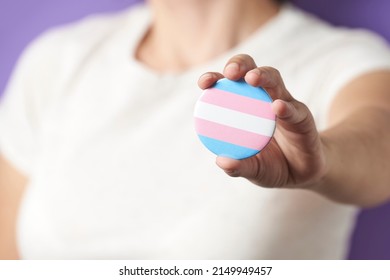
[[223, 54, 257, 81], [198, 72, 225, 89]]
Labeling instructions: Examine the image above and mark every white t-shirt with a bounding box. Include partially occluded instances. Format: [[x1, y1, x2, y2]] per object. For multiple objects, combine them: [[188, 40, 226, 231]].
[[1, 3, 390, 259]]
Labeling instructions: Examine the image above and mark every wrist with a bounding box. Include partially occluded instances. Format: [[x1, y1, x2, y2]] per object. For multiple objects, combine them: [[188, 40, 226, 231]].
[[304, 132, 333, 192]]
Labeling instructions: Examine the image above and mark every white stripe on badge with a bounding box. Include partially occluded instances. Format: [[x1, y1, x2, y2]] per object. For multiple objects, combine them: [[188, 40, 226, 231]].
[[194, 102, 276, 137]]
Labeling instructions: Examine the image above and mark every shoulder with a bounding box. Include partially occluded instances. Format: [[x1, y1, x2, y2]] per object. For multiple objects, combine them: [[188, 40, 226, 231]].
[[1, 3, 150, 124], [3, 3, 149, 106], [21, 3, 148, 70], [283, 4, 390, 61], [277, 4, 390, 91], [269, 4, 390, 128]]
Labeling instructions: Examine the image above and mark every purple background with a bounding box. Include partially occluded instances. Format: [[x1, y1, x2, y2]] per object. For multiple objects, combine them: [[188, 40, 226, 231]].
[[1, 0, 390, 259]]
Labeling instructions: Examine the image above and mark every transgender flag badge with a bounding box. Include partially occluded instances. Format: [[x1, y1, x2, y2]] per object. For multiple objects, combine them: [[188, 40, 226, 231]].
[[194, 78, 276, 159]]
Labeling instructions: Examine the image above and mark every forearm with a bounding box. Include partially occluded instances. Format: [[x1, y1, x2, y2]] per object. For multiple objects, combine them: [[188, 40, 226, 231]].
[[0, 155, 27, 259], [314, 107, 390, 207], [199, 56, 390, 207]]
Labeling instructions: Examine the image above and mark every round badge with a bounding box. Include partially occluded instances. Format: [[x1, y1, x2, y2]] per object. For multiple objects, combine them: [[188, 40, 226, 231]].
[[194, 78, 276, 159]]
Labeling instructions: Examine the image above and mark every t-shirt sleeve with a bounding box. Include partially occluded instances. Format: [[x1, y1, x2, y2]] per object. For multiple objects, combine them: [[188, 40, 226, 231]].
[[0, 11, 139, 176], [0, 32, 60, 176], [312, 30, 390, 130]]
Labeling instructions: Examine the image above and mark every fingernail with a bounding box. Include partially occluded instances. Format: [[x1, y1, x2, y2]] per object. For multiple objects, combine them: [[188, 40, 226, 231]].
[[201, 72, 212, 78], [225, 62, 240, 73], [249, 68, 261, 77], [225, 169, 240, 177], [198, 73, 213, 83]]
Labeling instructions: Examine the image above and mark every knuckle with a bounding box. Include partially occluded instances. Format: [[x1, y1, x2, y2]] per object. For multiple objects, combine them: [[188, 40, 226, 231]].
[[236, 53, 254, 61], [263, 66, 281, 78], [295, 100, 309, 112], [232, 54, 256, 66]]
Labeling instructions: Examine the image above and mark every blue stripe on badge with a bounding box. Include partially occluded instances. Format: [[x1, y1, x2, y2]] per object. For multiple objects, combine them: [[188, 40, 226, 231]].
[[213, 78, 272, 103], [198, 135, 260, 160]]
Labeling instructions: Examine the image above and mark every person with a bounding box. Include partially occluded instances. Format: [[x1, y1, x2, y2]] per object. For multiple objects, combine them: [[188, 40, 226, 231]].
[[1, 0, 390, 259]]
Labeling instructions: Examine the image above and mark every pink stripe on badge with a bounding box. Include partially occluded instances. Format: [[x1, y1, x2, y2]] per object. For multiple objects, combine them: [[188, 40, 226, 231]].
[[194, 118, 272, 151], [201, 88, 275, 120]]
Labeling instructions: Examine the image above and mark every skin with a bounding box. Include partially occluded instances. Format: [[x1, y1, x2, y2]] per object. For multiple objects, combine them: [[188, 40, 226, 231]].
[[1, 0, 390, 258], [198, 58, 390, 207], [137, 0, 280, 71], [0, 155, 27, 259]]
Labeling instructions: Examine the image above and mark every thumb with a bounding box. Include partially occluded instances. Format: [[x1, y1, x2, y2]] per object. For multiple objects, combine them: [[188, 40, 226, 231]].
[[216, 156, 260, 179]]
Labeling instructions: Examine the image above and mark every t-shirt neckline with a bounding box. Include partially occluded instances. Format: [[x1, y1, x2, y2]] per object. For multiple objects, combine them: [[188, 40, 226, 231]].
[[120, 3, 297, 81]]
